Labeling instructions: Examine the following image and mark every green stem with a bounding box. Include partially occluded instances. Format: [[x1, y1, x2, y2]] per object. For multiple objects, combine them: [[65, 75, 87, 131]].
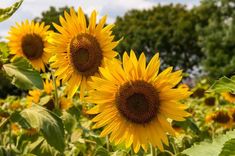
[[151, 145, 156, 156], [171, 139, 178, 155], [52, 71, 59, 110], [8, 124, 12, 151], [106, 135, 110, 152], [0, 117, 9, 130]]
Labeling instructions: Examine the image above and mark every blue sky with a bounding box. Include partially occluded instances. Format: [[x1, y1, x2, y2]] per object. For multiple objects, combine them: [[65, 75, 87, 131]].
[[0, 0, 200, 39]]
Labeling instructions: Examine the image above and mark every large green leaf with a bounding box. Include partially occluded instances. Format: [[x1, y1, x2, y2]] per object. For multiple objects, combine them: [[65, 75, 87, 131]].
[[11, 106, 65, 152], [210, 76, 235, 93], [3, 57, 43, 90], [219, 138, 235, 156], [0, 0, 23, 22], [182, 130, 235, 156]]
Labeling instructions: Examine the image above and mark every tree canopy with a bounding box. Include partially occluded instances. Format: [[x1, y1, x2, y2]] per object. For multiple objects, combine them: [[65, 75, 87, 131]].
[[113, 4, 204, 72]]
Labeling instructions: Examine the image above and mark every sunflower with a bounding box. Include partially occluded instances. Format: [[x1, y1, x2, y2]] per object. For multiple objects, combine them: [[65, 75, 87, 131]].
[[192, 88, 205, 98], [206, 110, 232, 128], [222, 92, 235, 103], [59, 96, 72, 110], [86, 51, 191, 153], [46, 7, 119, 98], [26, 89, 41, 107], [204, 97, 216, 106], [8, 20, 51, 71], [43, 79, 53, 94]]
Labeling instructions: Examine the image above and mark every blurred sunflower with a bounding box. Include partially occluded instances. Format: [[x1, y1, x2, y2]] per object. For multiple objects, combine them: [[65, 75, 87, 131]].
[[204, 97, 216, 106], [47, 7, 119, 98], [86, 51, 191, 153], [192, 88, 205, 98], [206, 110, 232, 128], [8, 20, 51, 71], [43, 79, 53, 94], [26, 89, 41, 107], [228, 108, 235, 123], [222, 92, 235, 103], [59, 96, 72, 110]]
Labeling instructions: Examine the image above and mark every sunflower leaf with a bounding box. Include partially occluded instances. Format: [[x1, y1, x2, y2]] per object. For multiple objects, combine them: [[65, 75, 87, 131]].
[[0, 0, 23, 22], [3, 57, 43, 90], [181, 129, 235, 156], [209, 76, 235, 93], [219, 138, 235, 156], [12, 105, 65, 152]]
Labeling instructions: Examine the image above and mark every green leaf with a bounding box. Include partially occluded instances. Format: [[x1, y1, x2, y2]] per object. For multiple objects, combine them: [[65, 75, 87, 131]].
[[3, 57, 43, 90], [219, 138, 235, 156], [29, 137, 60, 156], [12, 106, 65, 152], [182, 129, 235, 156], [93, 146, 109, 156], [0, 0, 23, 22], [209, 76, 235, 93]]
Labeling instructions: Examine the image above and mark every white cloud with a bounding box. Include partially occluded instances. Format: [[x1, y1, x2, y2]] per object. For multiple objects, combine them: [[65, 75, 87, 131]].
[[0, 0, 200, 39]]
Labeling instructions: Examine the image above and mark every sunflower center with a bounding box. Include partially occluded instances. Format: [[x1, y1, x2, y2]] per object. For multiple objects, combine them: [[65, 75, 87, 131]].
[[229, 92, 235, 97], [205, 97, 215, 106], [115, 80, 159, 124], [213, 112, 230, 123], [69, 34, 103, 77], [21, 34, 44, 60]]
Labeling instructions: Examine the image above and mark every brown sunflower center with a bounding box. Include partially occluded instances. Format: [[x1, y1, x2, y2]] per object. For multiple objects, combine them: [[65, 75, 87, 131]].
[[204, 97, 216, 106], [229, 92, 235, 97], [69, 34, 103, 77], [115, 80, 159, 124], [213, 112, 230, 123], [21, 34, 44, 60], [232, 112, 235, 122]]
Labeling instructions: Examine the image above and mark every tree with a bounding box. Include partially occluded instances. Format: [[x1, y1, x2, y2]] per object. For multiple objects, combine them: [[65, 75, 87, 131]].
[[196, 0, 235, 78], [35, 6, 70, 32], [113, 4, 204, 72]]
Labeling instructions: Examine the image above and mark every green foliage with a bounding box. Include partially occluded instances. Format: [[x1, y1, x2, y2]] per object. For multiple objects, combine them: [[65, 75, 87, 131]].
[[210, 76, 235, 93], [11, 106, 65, 152], [3, 57, 43, 90], [34, 6, 70, 32], [0, 0, 23, 22], [182, 129, 235, 156], [196, 0, 235, 78], [219, 138, 235, 156], [113, 4, 204, 72]]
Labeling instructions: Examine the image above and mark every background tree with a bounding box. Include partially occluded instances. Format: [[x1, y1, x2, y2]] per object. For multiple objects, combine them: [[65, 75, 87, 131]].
[[113, 4, 204, 72], [35, 6, 70, 32], [196, 0, 235, 78]]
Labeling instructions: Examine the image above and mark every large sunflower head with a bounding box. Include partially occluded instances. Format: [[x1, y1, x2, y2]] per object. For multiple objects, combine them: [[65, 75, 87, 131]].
[[47, 7, 119, 98], [86, 51, 191, 153], [8, 20, 51, 71], [222, 92, 235, 103]]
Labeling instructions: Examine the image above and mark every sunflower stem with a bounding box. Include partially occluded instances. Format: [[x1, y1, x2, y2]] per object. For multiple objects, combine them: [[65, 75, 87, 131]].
[[52, 71, 59, 110], [151, 145, 156, 156], [171, 138, 178, 155], [8, 123, 12, 151], [106, 135, 110, 152]]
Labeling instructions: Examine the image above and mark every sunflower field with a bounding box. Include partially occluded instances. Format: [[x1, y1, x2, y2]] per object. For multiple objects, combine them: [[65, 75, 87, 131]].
[[0, 0, 235, 156]]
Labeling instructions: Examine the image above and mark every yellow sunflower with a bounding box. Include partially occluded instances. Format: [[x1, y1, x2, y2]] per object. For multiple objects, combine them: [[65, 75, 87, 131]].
[[86, 51, 191, 153], [26, 89, 41, 107], [59, 96, 72, 110], [222, 92, 235, 103], [206, 110, 232, 128], [8, 20, 51, 71], [46, 7, 119, 98], [43, 79, 53, 94]]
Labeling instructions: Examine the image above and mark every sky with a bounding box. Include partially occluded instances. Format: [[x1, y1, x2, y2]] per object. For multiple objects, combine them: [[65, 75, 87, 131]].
[[0, 0, 200, 39]]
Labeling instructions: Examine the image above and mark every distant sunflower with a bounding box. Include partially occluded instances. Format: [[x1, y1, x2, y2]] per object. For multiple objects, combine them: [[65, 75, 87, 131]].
[[86, 51, 191, 153], [47, 7, 119, 98], [26, 89, 41, 107], [43, 79, 53, 94], [59, 96, 72, 110], [8, 20, 51, 71], [204, 97, 216, 106], [206, 110, 232, 128], [222, 92, 235, 103]]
